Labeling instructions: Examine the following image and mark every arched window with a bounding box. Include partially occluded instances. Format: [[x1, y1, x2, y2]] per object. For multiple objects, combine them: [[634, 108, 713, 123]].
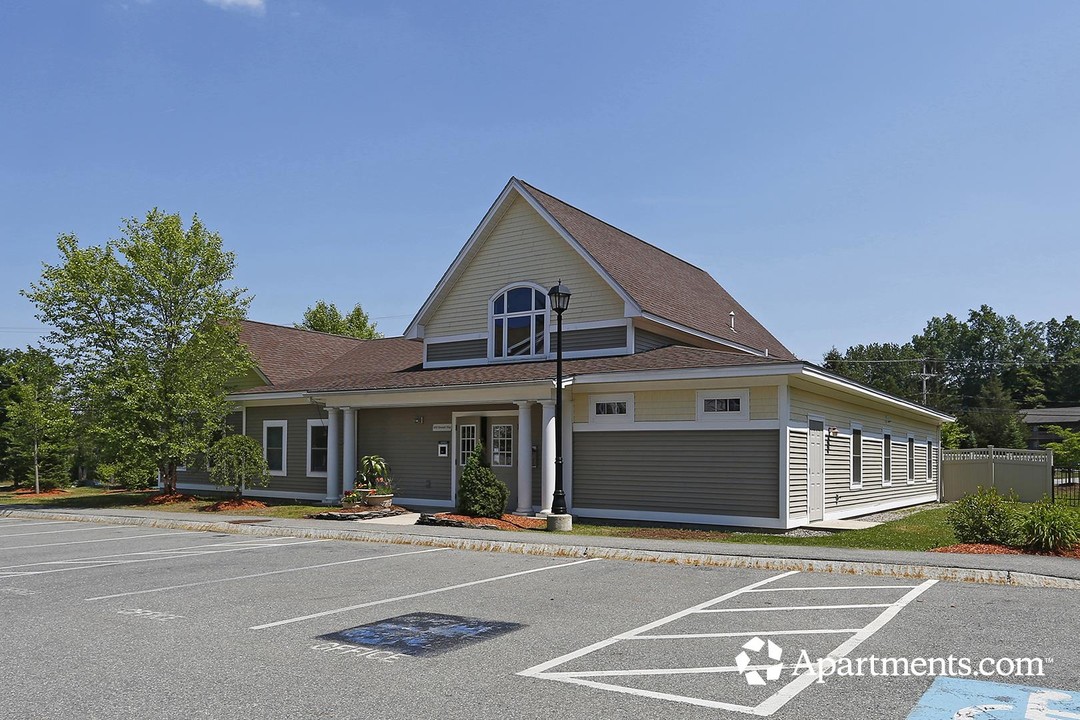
[[491, 285, 547, 358]]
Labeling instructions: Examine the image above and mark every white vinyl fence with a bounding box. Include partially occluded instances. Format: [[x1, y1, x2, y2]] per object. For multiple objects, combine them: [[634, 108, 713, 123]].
[[941, 446, 1053, 503]]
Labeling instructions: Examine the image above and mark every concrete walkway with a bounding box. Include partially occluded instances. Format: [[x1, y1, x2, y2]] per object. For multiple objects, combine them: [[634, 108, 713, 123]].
[[2, 505, 1077, 589]]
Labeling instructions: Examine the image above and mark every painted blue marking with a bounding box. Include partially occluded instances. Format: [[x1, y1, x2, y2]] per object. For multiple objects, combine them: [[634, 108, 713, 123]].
[[906, 676, 1080, 720], [319, 612, 524, 657]]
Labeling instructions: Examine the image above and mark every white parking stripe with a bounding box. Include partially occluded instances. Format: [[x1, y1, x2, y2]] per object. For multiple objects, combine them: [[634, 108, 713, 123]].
[[698, 603, 892, 613], [627, 629, 863, 640], [85, 547, 450, 601], [521, 573, 938, 716], [0, 531, 188, 551], [0, 526, 126, 538], [250, 557, 603, 630], [745, 585, 919, 593]]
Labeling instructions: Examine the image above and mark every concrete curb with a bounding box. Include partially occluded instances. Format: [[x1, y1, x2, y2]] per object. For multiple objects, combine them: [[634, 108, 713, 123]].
[[4, 508, 1078, 590]]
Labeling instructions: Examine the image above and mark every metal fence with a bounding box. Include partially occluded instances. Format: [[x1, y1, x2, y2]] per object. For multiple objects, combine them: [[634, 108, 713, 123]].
[[941, 446, 1053, 502], [1052, 466, 1080, 506]]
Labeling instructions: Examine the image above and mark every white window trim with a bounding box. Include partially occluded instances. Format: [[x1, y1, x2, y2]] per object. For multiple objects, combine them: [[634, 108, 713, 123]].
[[487, 282, 551, 362], [926, 438, 935, 483], [263, 420, 287, 477], [849, 423, 863, 490], [306, 418, 328, 478], [906, 434, 916, 484], [695, 389, 750, 423], [589, 393, 635, 423], [881, 429, 893, 487], [491, 424, 513, 467], [459, 424, 477, 466]]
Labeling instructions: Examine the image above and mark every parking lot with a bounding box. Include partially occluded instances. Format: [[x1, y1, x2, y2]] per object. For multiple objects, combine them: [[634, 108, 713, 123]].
[[2, 515, 1078, 720]]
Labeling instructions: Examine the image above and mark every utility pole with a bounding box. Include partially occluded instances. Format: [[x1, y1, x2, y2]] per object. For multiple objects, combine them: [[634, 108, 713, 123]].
[[913, 361, 937, 407]]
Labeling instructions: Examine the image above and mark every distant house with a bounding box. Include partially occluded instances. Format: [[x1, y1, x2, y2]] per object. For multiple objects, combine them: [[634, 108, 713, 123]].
[[178, 178, 952, 528], [1019, 407, 1080, 450]]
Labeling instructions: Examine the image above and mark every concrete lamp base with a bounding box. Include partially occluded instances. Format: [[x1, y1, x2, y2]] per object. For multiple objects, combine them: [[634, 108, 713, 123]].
[[546, 514, 573, 532]]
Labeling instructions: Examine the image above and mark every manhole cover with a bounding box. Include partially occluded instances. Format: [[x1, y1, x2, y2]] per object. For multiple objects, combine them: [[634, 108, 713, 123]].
[[318, 612, 524, 657]]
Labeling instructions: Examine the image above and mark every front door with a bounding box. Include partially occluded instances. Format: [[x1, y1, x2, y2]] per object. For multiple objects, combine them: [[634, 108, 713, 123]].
[[455, 415, 516, 513], [808, 419, 825, 522]]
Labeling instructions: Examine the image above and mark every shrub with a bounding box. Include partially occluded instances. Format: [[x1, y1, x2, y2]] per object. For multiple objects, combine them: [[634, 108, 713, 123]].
[[1017, 498, 1080, 553], [457, 443, 508, 519], [207, 434, 270, 498], [946, 487, 1021, 545]]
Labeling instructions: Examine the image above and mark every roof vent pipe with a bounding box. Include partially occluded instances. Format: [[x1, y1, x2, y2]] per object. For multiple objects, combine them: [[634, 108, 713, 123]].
[[729, 311, 736, 331]]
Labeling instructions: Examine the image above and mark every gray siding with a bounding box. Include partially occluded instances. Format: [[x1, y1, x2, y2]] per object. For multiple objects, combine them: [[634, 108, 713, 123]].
[[788, 429, 808, 516], [244, 404, 328, 495], [356, 407, 454, 502], [427, 338, 487, 362], [176, 411, 245, 486], [574, 430, 780, 518], [562, 326, 627, 352], [635, 328, 677, 352]]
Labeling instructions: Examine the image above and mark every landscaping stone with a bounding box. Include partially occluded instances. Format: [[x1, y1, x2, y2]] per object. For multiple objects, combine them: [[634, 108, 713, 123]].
[[308, 507, 410, 521]]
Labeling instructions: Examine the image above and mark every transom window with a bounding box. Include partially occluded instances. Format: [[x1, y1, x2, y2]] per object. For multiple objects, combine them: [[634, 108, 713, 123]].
[[589, 393, 634, 423], [491, 425, 513, 467], [492, 285, 547, 358], [696, 390, 749, 422], [595, 401, 627, 416], [703, 398, 741, 413], [459, 424, 477, 466]]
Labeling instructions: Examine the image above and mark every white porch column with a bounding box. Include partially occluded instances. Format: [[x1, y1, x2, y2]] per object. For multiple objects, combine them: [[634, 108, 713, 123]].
[[514, 401, 533, 515], [342, 407, 356, 493], [324, 407, 340, 503], [540, 400, 556, 515]]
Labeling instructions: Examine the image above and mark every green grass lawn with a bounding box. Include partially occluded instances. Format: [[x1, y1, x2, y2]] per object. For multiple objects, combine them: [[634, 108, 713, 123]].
[[0, 484, 329, 519], [568, 506, 957, 552]]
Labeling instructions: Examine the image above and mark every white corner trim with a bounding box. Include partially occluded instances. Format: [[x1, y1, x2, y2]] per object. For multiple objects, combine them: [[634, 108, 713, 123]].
[[572, 507, 786, 530]]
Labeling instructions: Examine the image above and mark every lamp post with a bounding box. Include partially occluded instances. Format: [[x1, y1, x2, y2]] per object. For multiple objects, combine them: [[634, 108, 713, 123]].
[[548, 281, 571, 516]]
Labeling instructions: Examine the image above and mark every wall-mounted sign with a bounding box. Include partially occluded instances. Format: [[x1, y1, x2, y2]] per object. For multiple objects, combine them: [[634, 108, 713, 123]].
[[431, 423, 452, 432]]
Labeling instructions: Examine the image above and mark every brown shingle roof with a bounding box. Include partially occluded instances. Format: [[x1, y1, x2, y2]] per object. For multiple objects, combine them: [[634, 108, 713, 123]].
[[517, 180, 796, 360], [238, 320, 381, 385], [234, 321, 793, 395]]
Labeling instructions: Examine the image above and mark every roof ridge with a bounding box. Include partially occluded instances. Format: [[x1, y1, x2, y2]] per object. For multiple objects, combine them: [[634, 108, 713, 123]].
[[516, 179, 713, 279], [242, 318, 398, 343]]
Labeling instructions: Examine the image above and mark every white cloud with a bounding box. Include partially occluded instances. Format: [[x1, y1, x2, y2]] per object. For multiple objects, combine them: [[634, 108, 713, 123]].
[[202, 0, 266, 14]]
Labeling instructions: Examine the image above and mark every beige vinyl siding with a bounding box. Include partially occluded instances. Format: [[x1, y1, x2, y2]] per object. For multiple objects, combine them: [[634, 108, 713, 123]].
[[574, 430, 780, 518], [356, 407, 454, 502], [749, 386, 778, 420], [635, 390, 695, 422], [914, 442, 928, 482], [426, 338, 487, 362], [789, 384, 937, 442], [862, 436, 883, 485], [891, 440, 908, 484], [426, 196, 625, 337], [244, 404, 328, 495], [788, 429, 808, 516]]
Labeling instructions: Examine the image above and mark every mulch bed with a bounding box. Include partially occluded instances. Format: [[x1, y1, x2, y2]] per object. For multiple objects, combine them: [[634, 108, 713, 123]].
[[203, 499, 268, 512], [418, 512, 549, 531], [145, 493, 192, 505], [932, 543, 1080, 558]]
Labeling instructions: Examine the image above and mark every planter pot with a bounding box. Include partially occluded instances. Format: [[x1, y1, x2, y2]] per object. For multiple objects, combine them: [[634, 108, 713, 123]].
[[341, 500, 365, 509], [363, 493, 394, 508]]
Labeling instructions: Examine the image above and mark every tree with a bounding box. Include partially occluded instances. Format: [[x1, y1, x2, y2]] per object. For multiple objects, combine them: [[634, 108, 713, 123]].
[[297, 301, 381, 339], [23, 210, 253, 493], [0, 349, 74, 491], [456, 443, 509, 519], [1044, 425, 1080, 467], [960, 377, 1028, 448], [206, 434, 269, 498]]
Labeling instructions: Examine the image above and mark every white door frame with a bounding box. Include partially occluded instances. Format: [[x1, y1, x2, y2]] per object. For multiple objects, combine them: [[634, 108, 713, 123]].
[[808, 416, 826, 522], [450, 410, 517, 506]]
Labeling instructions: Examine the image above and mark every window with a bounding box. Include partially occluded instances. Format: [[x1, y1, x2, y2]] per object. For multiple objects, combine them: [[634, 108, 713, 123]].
[[491, 424, 513, 467], [307, 419, 328, 477], [907, 436, 915, 484], [589, 394, 634, 423], [263, 420, 287, 476], [882, 433, 892, 486], [459, 424, 477, 466], [851, 427, 863, 488], [491, 285, 547, 359], [926, 440, 934, 482], [696, 389, 750, 422]]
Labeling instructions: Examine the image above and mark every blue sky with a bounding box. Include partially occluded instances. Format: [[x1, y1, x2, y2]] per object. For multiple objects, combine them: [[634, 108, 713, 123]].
[[2, 0, 1078, 362]]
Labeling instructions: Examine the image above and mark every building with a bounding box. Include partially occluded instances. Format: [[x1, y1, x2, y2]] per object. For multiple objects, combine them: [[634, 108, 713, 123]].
[[1019, 407, 1080, 450], [178, 178, 951, 528]]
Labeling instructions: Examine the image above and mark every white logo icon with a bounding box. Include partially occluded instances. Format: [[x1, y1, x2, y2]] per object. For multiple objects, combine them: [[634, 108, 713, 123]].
[[734, 636, 784, 686]]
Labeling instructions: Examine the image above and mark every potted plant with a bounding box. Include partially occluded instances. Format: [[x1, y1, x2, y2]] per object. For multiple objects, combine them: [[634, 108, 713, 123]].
[[358, 455, 394, 507], [341, 489, 368, 509]]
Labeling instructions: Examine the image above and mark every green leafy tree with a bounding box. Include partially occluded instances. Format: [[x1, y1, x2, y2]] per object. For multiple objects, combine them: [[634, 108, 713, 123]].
[[960, 377, 1028, 448], [0, 349, 74, 491], [206, 434, 269, 498], [297, 301, 382, 339], [23, 210, 253, 493], [1044, 425, 1080, 467], [457, 442, 509, 519]]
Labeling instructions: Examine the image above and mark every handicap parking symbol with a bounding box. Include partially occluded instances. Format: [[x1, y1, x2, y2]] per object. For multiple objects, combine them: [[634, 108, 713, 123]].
[[906, 677, 1080, 720]]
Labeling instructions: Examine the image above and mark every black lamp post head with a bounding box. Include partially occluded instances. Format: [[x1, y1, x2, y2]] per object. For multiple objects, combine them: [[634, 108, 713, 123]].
[[548, 281, 572, 313]]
